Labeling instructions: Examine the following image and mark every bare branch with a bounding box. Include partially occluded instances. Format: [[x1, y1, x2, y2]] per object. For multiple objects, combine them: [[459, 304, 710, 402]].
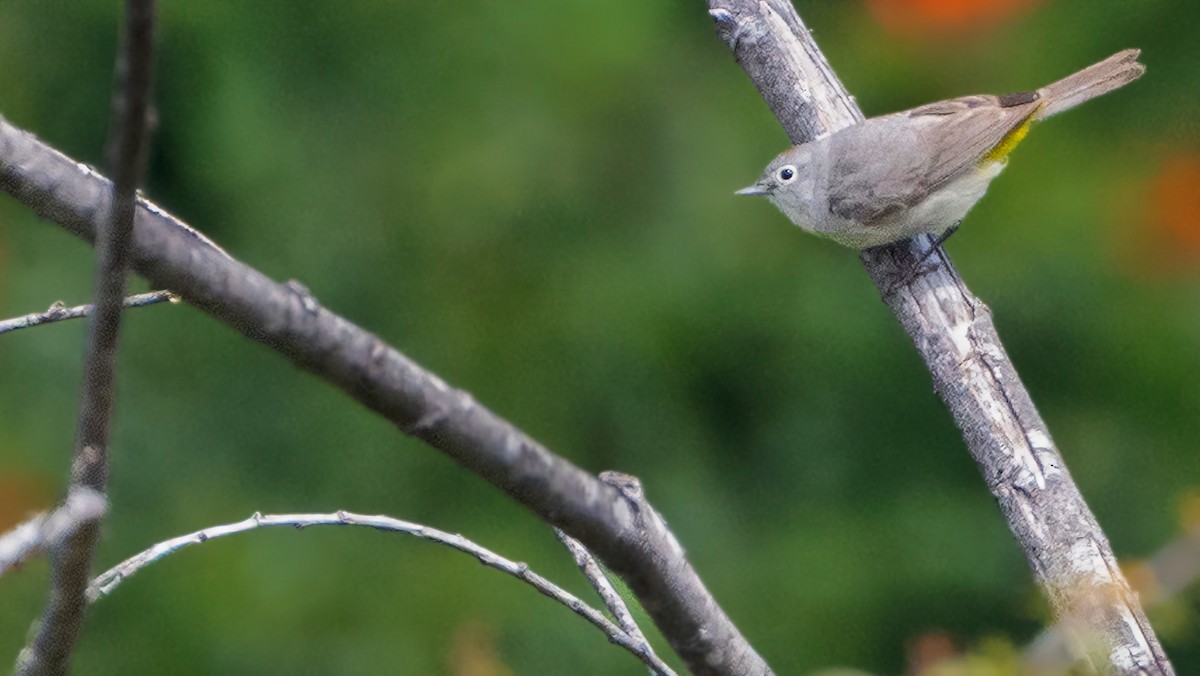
[[0, 489, 107, 578], [0, 121, 768, 675], [708, 0, 1170, 672], [0, 291, 177, 336], [87, 511, 676, 676], [17, 2, 157, 674], [69, 0, 155, 491]]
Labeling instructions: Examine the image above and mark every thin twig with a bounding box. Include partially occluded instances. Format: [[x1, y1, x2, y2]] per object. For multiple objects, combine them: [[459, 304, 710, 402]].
[[16, 2, 156, 674], [0, 490, 107, 578], [0, 291, 177, 336], [707, 0, 1170, 673], [554, 528, 650, 646], [87, 512, 677, 676]]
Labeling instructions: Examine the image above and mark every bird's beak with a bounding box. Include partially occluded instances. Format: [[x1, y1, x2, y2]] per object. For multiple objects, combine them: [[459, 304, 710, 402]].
[[735, 184, 770, 197]]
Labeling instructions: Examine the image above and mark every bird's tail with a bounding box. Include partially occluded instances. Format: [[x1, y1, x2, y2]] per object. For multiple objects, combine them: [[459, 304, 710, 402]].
[[1036, 49, 1145, 119]]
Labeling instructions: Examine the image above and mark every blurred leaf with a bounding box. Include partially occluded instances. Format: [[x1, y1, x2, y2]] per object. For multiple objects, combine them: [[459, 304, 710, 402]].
[[864, 0, 1042, 37], [1150, 155, 1200, 259]]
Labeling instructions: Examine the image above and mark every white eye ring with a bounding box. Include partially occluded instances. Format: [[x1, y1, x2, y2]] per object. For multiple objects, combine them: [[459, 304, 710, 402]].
[[777, 165, 797, 183]]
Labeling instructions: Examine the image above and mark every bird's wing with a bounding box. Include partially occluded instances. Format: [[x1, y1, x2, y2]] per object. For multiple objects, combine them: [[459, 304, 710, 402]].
[[827, 93, 1041, 227]]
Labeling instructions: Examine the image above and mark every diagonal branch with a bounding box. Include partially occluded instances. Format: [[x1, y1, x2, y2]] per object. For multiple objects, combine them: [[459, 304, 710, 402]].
[[708, 1, 1170, 673], [0, 120, 770, 675], [1026, 522, 1200, 671], [15, 2, 157, 674], [87, 511, 676, 676], [555, 527, 651, 649]]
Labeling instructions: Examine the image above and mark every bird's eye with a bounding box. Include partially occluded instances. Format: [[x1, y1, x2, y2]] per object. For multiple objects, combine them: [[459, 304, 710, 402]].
[[777, 166, 796, 182]]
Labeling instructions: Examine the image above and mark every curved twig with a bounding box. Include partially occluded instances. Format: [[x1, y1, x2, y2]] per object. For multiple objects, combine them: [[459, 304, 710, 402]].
[[88, 511, 676, 676]]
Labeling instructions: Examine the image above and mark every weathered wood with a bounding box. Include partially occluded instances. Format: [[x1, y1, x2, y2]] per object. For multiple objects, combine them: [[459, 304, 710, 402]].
[[709, 1, 1171, 672]]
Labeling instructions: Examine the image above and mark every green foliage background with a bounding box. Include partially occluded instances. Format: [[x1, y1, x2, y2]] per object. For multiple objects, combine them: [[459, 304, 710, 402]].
[[1, 0, 1197, 673]]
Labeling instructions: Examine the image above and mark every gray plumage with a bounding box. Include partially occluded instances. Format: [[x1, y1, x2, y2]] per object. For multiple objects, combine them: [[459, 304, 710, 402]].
[[738, 49, 1145, 249]]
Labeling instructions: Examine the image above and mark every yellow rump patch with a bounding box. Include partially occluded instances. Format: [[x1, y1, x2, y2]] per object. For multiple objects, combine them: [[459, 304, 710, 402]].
[[982, 104, 1044, 165]]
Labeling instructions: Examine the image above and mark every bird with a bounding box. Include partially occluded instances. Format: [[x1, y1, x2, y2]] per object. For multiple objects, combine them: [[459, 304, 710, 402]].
[[736, 49, 1145, 250]]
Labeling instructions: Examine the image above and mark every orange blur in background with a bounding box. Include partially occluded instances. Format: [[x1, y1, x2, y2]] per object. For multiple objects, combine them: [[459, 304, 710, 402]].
[[866, 0, 1042, 35]]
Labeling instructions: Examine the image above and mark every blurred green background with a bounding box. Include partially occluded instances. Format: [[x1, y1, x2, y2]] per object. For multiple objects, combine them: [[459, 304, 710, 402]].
[[1, 0, 1198, 673]]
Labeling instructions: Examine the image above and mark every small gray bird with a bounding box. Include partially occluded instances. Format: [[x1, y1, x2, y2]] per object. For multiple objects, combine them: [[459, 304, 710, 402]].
[[737, 49, 1145, 249]]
